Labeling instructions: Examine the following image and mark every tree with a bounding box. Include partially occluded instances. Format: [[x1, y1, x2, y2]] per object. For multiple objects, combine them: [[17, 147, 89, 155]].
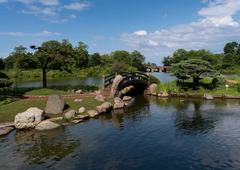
[[162, 56, 173, 66], [129, 50, 145, 70], [111, 50, 130, 63], [88, 53, 102, 67], [74, 42, 89, 68], [224, 42, 239, 54], [32, 40, 74, 88], [172, 49, 188, 63], [171, 59, 216, 87], [4, 45, 28, 69], [0, 58, 5, 70]]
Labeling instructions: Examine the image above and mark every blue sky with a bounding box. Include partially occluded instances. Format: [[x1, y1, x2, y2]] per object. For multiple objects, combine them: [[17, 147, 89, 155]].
[[0, 0, 240, 64]]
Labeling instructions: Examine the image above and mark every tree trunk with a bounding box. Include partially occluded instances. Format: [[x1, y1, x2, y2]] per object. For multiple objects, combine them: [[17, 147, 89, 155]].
[[42, 68, 47, 88], [193, 77, 200, 87]]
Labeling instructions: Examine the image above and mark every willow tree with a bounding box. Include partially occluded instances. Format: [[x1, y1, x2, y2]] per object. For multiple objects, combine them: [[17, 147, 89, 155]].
[[171, 59, 217, 87], [31, 40, 74, 88]]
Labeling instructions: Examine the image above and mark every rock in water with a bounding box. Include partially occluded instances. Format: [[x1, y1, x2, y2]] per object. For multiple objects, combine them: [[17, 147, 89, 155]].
[[111, 75, 123, 97], [88, 110, 99, 118], [149, 84, 157, 94], [114, 97, 122, 103], [96, 102, 112, 114], [35, 120, 61, 131], [45, 95, 65, 114], [158, 92, 169, 97], [113, 102, 125, 110], [120, 86, 134, 95], [122, 96, 132, 101], [64, 110, 76, 120], [0, 127, 14, 136], [203, 94, 214, 100], [14, 107, 44, 129]]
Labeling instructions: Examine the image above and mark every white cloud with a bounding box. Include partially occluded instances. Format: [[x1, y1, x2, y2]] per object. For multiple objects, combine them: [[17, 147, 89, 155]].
[[122, 0, 240, 62], [134, 30, 147, 36], [22, 5, 57, 16], [0, 30, 60, 37], [64, 2, 89, 10], [39, 0, 59, 6]]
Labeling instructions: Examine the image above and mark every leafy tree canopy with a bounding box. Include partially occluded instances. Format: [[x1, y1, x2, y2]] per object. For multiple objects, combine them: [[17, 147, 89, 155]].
[[171, 59, 217, 86]]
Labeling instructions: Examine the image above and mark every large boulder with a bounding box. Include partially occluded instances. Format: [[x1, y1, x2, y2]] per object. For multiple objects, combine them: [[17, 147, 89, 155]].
[[14, 107, 44, 129], [88, 110, 99, 118], [96, 102, 112, 114], [35, 120, 61, 131], [110, 75, 123, 97], [95, 94, 105, 102], [149, 84, 157, 94], [45, 95, 65, 114], [64, 110, 76, 120]]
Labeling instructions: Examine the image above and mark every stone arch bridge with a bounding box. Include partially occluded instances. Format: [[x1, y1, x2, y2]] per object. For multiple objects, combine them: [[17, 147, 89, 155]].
[[103, 72, 150, 96]]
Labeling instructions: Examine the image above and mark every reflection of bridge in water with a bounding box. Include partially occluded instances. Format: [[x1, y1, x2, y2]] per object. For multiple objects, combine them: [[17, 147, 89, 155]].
[[146, 66, 171, 73]]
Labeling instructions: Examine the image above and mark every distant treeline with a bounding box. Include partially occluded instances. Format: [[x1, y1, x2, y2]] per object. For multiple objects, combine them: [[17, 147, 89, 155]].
[[162, 41, 240, 73], [0, 40, 146, 73]]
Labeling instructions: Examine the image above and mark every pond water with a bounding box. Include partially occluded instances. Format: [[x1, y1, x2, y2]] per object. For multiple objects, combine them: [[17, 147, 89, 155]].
[[151, 72, 176, 82], [14, 73, 175, 89], [1, 96, 240, 170], [14, 78, 102, 89]]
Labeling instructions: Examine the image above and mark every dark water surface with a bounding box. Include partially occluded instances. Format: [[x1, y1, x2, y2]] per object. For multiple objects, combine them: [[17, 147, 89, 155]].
[[14, 78, 102, 89], [1, 96, 240, 170]]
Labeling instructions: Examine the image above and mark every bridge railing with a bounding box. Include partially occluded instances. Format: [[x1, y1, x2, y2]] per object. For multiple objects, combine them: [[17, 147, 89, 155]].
[[103, 72, 149, 88]]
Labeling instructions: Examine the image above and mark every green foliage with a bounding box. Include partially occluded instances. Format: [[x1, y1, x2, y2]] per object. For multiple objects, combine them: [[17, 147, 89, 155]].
[[157, 81, 180, 93], [237, 84, 240, 92], [172, 59, 217, 87], [149, 75, 160, 84], [74, 41, 89, 68], [88, 53, 102, 67], [162, 56, 173, 66], [0, 96, 13, 106]]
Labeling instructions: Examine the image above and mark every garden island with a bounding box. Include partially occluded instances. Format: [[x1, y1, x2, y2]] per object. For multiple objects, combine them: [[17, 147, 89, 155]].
[[1, 0, 240, 169]]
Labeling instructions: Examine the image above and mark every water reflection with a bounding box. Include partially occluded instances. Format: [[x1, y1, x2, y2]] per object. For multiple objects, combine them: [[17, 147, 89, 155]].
[[14, 128, 80, 166], [174, 100, 217, 135], [1, 96, 240, 169], [99, 96, 150, 129]]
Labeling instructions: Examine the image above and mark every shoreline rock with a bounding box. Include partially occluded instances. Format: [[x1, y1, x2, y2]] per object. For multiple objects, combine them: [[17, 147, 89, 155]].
[[35, 120, 61, 131], [45, 95, 65, 114], [14, 107, 44, 129]]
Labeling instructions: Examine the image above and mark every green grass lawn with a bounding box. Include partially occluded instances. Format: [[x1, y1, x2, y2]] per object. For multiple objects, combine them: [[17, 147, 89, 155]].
[[0, 96, 112, 123], [25, 88, 71, 95]]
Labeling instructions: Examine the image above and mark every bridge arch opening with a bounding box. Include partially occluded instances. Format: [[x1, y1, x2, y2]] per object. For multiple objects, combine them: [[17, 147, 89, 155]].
[[103, 72, 150, 97]]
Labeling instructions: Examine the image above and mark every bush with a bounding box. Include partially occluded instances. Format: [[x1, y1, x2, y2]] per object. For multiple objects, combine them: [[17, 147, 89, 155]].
[[157, 81, 180, 93], [149, 75, 160, 84], [237, 84, 240, 92]]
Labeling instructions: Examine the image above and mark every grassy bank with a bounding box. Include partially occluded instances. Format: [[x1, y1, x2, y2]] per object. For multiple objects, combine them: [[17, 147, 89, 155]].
[[156, 79, 240, 96], [0, 96, 112, 123]]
